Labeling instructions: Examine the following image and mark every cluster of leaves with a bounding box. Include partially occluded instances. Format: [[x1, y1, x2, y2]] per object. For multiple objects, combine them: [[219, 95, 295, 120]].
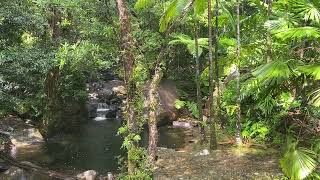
[[0, 0, 119, 135], [175, 99, 200, 118]]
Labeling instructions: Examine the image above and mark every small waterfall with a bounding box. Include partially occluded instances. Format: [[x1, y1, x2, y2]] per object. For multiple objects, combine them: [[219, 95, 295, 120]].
[[94, 103, 109, 121]]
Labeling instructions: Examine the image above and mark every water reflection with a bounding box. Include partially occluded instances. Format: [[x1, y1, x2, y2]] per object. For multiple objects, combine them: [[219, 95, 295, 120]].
[[15, 119, 188, 175]]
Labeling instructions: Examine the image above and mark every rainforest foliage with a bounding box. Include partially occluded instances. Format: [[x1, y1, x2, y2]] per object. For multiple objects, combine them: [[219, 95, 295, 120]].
[[0, 0, 319, 179]]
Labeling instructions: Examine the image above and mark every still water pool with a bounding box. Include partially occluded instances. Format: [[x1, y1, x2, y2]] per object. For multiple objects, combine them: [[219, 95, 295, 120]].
[[15, 119, 188, 175]]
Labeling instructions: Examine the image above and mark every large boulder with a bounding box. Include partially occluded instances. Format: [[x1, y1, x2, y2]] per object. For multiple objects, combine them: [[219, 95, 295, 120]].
[[144, 79, 179, 125], [11, 128, 43, 148], [96, 80, 125, 101]]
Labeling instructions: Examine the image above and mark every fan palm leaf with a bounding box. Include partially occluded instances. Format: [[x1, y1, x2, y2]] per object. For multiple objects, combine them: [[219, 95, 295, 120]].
[[280, 146, 318, 180], [297, 63, 320, 80], [159, 0, 192, 32], [273, 27, 320, 41], [289, 0, 320, 23], [309, 88, 320, 107], [252, 60, 296, 85], [169, 33, 208, 56]]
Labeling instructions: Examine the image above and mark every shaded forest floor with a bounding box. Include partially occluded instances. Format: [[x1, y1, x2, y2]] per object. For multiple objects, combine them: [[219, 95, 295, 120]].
[[154, 146, 283, 180], [154, 127, 283, 180]]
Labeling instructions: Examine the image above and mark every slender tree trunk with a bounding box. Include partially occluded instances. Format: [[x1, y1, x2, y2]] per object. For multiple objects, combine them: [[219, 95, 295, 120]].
[[147, 63, 162, 165], [208, 0, 218, 150], [116, 0, 137, 174], [43, 5, 61, 137], [266, 0, 272, 62], [147, 1, 193, 165], [235, 0, 243, 145], [211, 0, 221, 149], [194, 18, 205, 143]]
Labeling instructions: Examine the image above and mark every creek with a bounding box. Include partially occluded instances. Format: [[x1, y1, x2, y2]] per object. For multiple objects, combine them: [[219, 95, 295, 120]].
[[13, 118, 189, 175]]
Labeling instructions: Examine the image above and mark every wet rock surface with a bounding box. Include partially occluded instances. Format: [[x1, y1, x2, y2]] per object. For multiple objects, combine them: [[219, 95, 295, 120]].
[[76, 170, 98, 180], [86, 71, 125, 120], [154, 147, 283, 180], [0, 116, 43, 151]]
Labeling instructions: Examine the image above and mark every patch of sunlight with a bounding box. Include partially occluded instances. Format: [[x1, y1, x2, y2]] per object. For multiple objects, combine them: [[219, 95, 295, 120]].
[[231, 146, 259, 157], [0, 17, 4, 25], [21, 32, 37, 46]]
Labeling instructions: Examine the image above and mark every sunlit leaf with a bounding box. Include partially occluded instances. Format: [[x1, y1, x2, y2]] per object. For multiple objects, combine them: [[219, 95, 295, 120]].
[[280, 145, 318, 180]]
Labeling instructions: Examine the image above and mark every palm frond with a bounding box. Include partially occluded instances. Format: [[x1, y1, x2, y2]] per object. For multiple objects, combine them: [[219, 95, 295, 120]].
[[280, 145, 318, 180], [252, 60, 295, 85], [289, 0, 320, 23], [297, 63, 320, 80], [309, 88, 320, 107], [159, 0, 191, 32], [169, 34, 208, 56], [273, 27, 320, 40]]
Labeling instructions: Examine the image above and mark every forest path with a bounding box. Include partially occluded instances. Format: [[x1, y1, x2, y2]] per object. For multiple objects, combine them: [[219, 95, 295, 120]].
[[154, 146, 283, 180]]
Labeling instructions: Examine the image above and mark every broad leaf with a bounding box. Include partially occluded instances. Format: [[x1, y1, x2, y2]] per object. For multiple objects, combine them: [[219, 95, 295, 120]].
[[135, 0, 155, 10], [252, 60, 295, 85], [159, 0, 191, 32], [273, 27, 320, 40], [309, 88, 320, 107], [297, 64, 320, 80], [194, 0, 207, 15], [280, 146, 318, 180]]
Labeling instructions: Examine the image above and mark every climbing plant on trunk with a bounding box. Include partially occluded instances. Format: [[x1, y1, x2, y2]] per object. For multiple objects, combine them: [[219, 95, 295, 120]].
[[116, 0, 137, 174]]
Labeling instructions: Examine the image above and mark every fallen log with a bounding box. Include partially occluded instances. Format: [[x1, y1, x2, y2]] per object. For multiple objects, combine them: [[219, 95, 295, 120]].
[[0, 152, 76, 179]]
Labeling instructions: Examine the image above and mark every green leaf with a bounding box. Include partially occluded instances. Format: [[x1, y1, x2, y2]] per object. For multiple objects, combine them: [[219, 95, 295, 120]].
[[252, 60, 296, 85], [297, 63, 320, 80], [280, 146, 318, 180], [274, 27, 320, 40], [169, 34, 208, 56], [309, 88, 320, 107], [159, 0, 190, 32], [133, 134, 141, 142], [134, 0, 154, 10], [175, 99, 186, 109], [194, 0, 207, 15]]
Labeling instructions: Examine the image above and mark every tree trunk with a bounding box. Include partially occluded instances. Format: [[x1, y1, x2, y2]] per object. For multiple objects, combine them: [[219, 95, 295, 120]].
[[116, 0, 137, 174], [43, 6, 61, 137], [235, 0, 243, 146], [194, 18, 206, 143], [147, 65, 162, 165], [211, 0, 220, 149], [208, 0, 218, 150], [147, 1, 193, 165]]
